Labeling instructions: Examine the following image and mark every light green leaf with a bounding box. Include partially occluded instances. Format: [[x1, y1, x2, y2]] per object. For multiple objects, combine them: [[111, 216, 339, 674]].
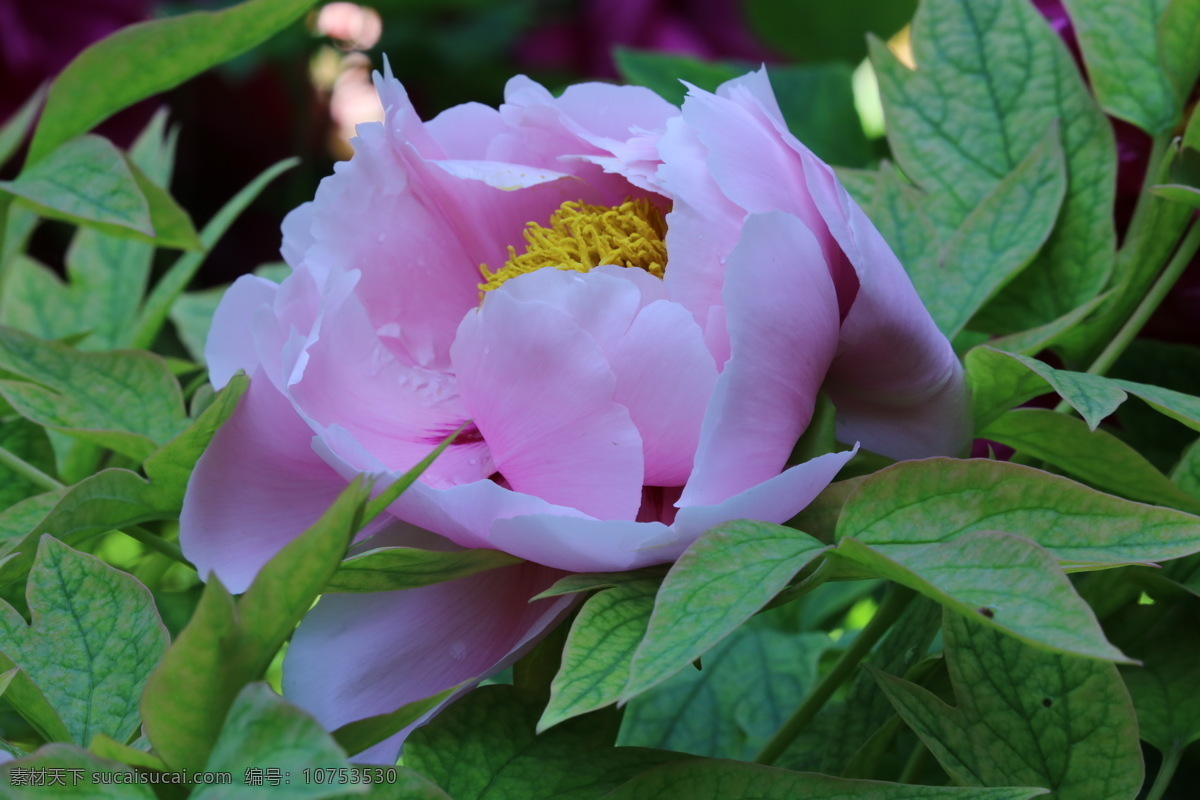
[[0, 326, 187, 461], [195, 683, 360, 800], [623, 520, 828, 699], [0, 657, 71, 744], [1151, 183, 1200, 208], [0, 419, 55, 509], [872, 0, 1115, 329], [135, 158, 297, 350], [982, 408, 1200, 512], [0, 744, 156, 799], [604, 759, 1047, 800], [1159, 0, 1200, 99], [141, 479, 371, 773], [1061, 0, 1178, 132], [332, 685, 462, 758], [170, 285, 226, 361], [406, 685, 685, 800], [834, 532, 1129, 662], [837, 458, 1200, 567], [0, 87, 46, 171], [540, 578, 659, 730], [0, 491, 62, 543], [936, 125, 1066, 336], [532, 568, 666, 600], [614, 48, 746, 106], [874, 610, 1142, 799], [87, 733, 166, 772], [854, 167, 939, 305], [0, 537, 168, 746], [327, 548, 522, 593], [619, 614, 831, 760], [29, 0, 319, 164]]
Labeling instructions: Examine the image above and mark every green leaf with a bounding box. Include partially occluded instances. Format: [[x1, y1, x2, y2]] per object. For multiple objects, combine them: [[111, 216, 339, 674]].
[[1171, 438, 1200, 499], [0, 658, 71, 743], [0, 87, 46, 171], [981, 408, 1200, 512], [614, 48, 745, 106], [854, 167, 938, 295], [332, 685, 462, 757], [28, 0, 319, 164], [0, 326, 187, 461], [0, 418, 55, 509], [937, 125, 1067, 336], [0, 491, 61, 543], [874, 610, 1142, 799], [87, 733, 166, 771], [872, 0, 1115, 329], [1116, 602, 1200, 757], [619, 613, 831, 760], [0, 744, 156, 799], [837, 458, 1200, 567], [982, 293, 1108, 356], [744, 0, 918, 64], [406, 685, 686, 800], [540, 578, 659, 730], [141, 479, 370, 773], [0, 537, 168, 746], [327, 548, 522, 593], [194, 683, 357, 800], [135, 158, 297, 350], [604, 759, 1047, 800], [834, 532, 1129, 662], [623, 520, 828, 700], [532, 568, 666, 601], [1061, 0, 1178, 132], [1151, 183, 1200, 208], [1159, 0, 1200, 99]]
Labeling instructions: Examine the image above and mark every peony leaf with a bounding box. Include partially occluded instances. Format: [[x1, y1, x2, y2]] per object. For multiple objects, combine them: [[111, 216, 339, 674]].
[[871, 0, 1115, 331], [1172, 438, 1200, 499], [604, 759, 1047, 800], [0, 327, 187, 462], [0, 418, 55, 511], [0, 659, 71, 744], [0, 537, 169, 747], [326, 548, 523, 593], [1151, 183, 1200, 209], [331, 684, 463, 758], [1158, 0, 1200, 99], [619, 615, 831, 760], [837, 458, 1200, 567], [532, 568, 665, 600], [833, 532, 1130, 662], [406, 685, 685, 800], [622, 520, 828, 700], [1061, 0, 1179, 133], [744, 0, 917, 65], [1116, 603, 1200, 758], [0, 744, 156, 799], [981, 408, 1200, 512], [141, 478, 370, 773], [193, 683, 354, 800], [539, 577, 659, 731], [28, 0, 318, 164], [0, 86, 46, 172], [874, 610, 1142, 799]]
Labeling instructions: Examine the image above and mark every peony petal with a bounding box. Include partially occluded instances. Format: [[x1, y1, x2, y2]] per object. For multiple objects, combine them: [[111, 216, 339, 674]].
[[180, 372, 348, 594], [681, 211, 841, 507], [282, 561, 571, 764], [205, 275, 278, 389], [488, 513, 679, 572], [673, 448, 856, 538], [452, 289, 644, 520]]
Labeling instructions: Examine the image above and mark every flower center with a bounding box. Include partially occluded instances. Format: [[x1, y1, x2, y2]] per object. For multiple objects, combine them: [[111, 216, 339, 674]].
[[479, 198, 668, 294]]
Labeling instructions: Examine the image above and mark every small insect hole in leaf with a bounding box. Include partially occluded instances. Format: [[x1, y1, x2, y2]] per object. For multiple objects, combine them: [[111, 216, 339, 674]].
[[1042, 698, 1052, 707]]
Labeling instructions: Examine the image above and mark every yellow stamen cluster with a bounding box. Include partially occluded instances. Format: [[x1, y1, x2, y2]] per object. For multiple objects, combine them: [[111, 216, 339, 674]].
[[479, 198, 668, 294]]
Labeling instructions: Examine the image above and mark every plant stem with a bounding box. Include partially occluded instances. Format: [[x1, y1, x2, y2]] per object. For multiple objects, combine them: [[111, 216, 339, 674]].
[[1144, 747, 1182, 800], [0, 444, 63, 490], [122, 525, 190, 566], [754, 583, 916, 766], [1087, 219, 1200, 377]]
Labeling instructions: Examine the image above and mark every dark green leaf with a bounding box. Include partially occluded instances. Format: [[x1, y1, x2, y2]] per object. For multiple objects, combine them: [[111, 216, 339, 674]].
[[1116, 602, 1200, 756], [603, 758, 1046, 800], [332, 684, 462, 757], [1159, 0, 1200, 99], [623, 520, 827, 699], [0, 744, 156, 798], [406, 685, 686, 800], [744, 0, 917, 64], [532, 568, 666, 600], [874, 610, 1142, 799], [0, 657, 71, 743], [28, 0, 319, 163], [0, 537, 168, 746]]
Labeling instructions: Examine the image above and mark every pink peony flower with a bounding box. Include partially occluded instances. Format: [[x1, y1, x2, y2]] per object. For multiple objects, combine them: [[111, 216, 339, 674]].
[[181, 63, 967, 762]]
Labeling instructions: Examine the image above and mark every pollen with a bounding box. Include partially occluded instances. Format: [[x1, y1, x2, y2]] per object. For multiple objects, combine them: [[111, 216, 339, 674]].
[[479, 198, 668, 294]]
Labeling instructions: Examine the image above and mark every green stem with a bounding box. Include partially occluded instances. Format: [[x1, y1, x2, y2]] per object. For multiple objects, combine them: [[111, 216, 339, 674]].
[[754, 584, 916, 766], [0, 194, 15, 302], [122, 525, 190, 566], [0, 444, 63, 490], [1144, 747, 1182, 800], [1087, 219, 1200, 378]]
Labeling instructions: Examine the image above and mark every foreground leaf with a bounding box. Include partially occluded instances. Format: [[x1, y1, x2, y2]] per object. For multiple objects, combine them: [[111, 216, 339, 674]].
[[406, 685, 685, 800], [623, 520, 827, 700], [875, 610, 1142, 799], [838, 458, 1200, 567], [0, 744, 155, 798], [0, 537, 168, 747], [326, 548, 522, 593], [603, 759, 1047, 800]]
